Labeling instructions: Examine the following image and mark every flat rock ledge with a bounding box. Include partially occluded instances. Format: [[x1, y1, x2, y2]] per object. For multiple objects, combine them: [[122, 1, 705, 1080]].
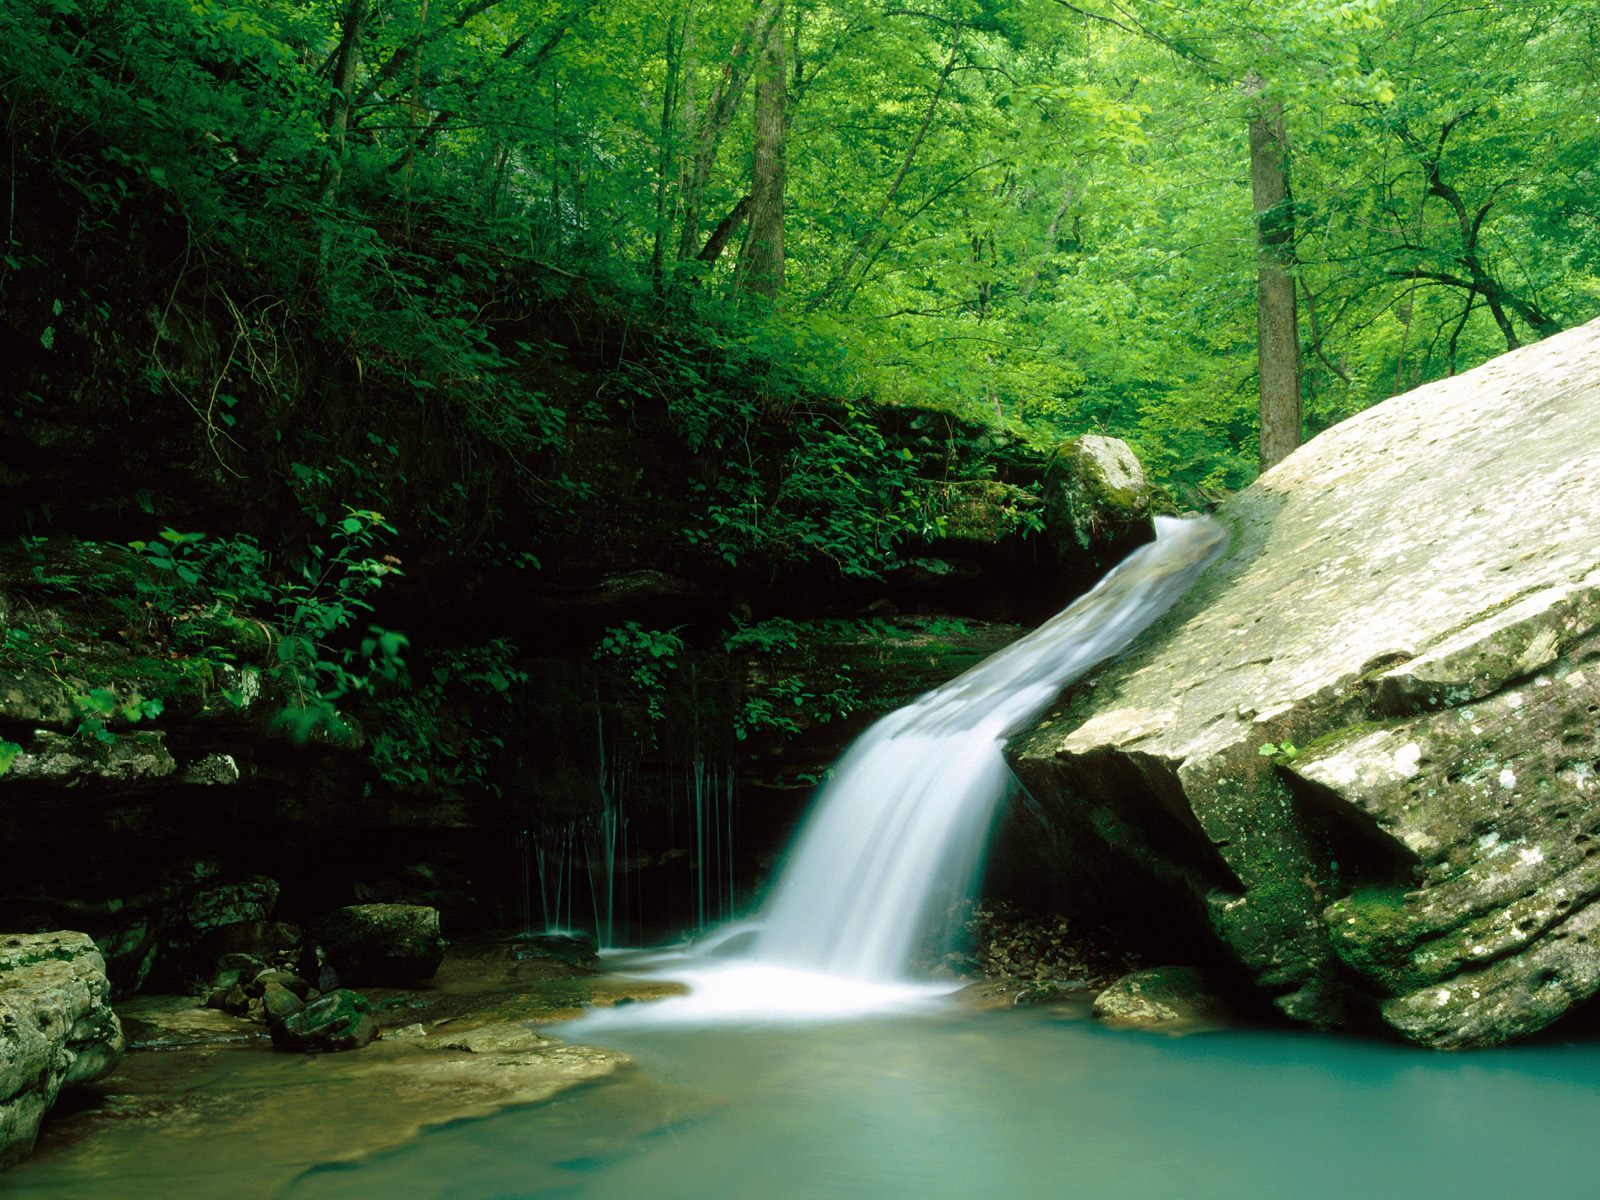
[[1, 931, 124, 1169], [1008, 317, 1600, 1048]]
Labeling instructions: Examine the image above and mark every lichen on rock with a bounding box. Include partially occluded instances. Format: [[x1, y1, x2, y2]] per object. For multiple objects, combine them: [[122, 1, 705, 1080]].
[[0, 931, 124, 1168]]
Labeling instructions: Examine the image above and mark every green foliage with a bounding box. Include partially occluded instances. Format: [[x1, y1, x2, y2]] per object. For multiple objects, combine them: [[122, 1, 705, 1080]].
[[0, 740, 21, 777], [593, 622, 685, 722], [723, 618, 860, 742], [369, 639, 528, 793], [126, 510, 404, 739], [1258, 741, 1301, 762]]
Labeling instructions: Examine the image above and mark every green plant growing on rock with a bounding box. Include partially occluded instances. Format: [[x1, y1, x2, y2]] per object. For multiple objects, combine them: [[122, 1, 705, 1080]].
[[593, 623, 685, 723], [125, 511, 405, 740], [724, 618, 861, 741]]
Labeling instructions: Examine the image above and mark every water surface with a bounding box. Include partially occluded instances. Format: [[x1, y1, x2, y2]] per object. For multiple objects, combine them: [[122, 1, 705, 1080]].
[[284, 1004, 1600, 1200]]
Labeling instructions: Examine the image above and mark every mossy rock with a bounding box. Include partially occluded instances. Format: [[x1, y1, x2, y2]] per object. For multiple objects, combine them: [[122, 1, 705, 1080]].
[[269, 988, 377, 1053], [1041, 435, 1163, 565]]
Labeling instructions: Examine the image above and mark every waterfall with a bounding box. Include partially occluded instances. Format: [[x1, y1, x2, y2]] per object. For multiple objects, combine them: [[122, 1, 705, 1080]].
[[574, 514, 1226, 1024], [749, 514, 1226, 980]]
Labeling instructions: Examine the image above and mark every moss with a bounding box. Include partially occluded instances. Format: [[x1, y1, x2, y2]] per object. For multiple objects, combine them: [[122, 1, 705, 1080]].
[[1298, 719, 1391, 759], [1324, 885, 1424, 993]]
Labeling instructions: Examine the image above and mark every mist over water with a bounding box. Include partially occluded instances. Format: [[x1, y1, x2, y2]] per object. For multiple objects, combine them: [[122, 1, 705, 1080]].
[[574, 515, 1227, 1027]]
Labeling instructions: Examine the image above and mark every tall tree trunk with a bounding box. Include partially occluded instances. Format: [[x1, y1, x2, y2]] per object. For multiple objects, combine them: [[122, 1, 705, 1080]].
[[735, 1, 786, 301], [651, 7, 689, 288], [677, 0, 784, 263], [318, 0, 370, 271], [1248, 89, 1302, 472]]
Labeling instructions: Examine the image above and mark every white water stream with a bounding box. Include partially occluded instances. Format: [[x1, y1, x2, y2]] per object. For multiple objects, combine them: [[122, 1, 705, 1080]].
[[574, 514, 1226, 1026]]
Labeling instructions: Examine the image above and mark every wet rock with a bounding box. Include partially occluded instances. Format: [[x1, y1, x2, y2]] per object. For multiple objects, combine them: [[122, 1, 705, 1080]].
[[0, 931, 124, 1168], [1093, 967, 1230, 1029], [209, 953, 267, 992], [174, 752, 241, 785], [1008, 317, 1600, 1047], [269, 989, 377, 1053], [250, 970, 311, 1000], [317, 904, 443, 986], [205, 983, 250, 1016], [436, 1021, 552, 1054], [259, 981, 304, 1024], [507, 932, 599, 969], [4, 729, 176, 785]]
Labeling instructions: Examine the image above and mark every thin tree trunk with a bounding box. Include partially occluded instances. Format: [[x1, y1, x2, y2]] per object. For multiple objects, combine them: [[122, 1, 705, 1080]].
[[318, 0, 370, 271], [735, 1, 786, 301], [1248, 88, 1302, 472], [651, 8, 688, 287], [813, 27, 960, 311], [699, 195, 751, 262]]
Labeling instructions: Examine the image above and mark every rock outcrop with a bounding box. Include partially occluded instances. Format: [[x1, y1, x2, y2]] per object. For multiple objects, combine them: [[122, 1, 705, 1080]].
[[1007, 318, 1600, 1048], [1, 932, 124, 1168], [1043, 434, 1165, 569]]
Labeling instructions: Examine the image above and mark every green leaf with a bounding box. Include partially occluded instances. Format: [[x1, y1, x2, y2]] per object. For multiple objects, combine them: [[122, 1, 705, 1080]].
[[0, 740, 21, 776]]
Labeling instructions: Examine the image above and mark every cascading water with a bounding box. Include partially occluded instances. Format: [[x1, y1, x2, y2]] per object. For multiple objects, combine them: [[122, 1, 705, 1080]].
[[574, 514, 1227, 1025]]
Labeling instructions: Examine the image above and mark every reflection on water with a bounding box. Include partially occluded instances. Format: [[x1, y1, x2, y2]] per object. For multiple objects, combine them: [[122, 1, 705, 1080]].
[[284, 1006, 1600, 1200]]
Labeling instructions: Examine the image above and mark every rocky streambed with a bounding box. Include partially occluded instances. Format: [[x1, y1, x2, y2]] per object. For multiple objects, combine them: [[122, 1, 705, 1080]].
[[3, 934, 685, 1197]]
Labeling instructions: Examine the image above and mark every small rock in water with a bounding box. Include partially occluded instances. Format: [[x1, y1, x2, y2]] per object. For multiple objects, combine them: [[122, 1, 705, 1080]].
[[259, 981, 304, 1023], [205, 982, 252, 1016], [269, 988, 378, 1053], [508, 931, 599, 967], [1092, 966, 1231, 1030]]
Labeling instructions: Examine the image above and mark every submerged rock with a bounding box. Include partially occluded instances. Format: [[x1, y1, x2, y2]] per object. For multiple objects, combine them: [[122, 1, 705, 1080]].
[[317, 904, 443, 986], [1007, 317, 1600, 1048], [1092, 967, 1230, 1029], [0, 931, 124, 1168]]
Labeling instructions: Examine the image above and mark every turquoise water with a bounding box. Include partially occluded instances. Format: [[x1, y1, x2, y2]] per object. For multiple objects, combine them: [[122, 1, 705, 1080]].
[[282, 1005, 1600, 1200]]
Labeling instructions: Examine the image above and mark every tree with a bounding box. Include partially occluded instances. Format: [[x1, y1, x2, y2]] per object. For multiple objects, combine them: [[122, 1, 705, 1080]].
[[1248, 84, 1302, 470], [734, 0, 786, 301]]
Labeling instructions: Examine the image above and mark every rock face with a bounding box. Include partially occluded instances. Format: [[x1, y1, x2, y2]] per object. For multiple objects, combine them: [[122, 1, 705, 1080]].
[[1007, 318, 1600, 1048], [1, 932, 124, 1168], [317, 904, 444, 986]]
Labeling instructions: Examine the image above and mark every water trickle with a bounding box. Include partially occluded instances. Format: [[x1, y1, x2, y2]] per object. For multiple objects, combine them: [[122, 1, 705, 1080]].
[[575, 515, 1226, 1024]]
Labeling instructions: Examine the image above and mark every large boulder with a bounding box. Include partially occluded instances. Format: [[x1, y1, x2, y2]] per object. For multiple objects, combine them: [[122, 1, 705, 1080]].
[[1007, 318, 1600, 1048], [1, 931, 124, 1168], [317, 904, 444, 986], [1042, 435, 1162, 567]]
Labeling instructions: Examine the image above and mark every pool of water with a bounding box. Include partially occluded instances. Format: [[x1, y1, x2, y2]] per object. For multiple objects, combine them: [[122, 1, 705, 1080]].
[[283, 1001, 1600, 1200]]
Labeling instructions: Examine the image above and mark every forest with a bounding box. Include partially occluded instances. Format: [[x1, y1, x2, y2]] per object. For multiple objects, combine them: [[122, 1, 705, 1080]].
[[3, 0, 1600, 1194]]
